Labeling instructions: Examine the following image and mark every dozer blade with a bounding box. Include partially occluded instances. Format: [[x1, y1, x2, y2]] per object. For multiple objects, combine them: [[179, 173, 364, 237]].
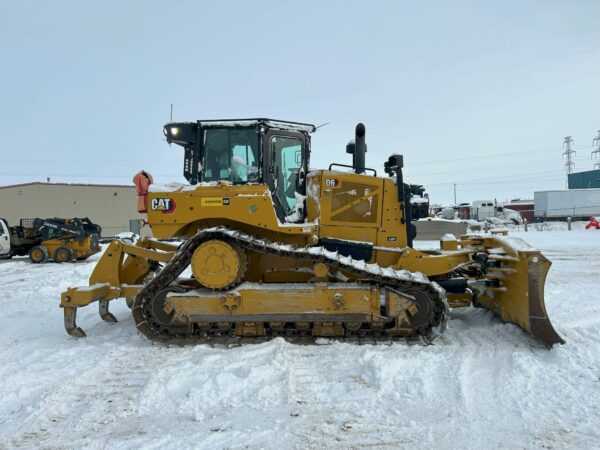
[[468, 236, 564, 347]]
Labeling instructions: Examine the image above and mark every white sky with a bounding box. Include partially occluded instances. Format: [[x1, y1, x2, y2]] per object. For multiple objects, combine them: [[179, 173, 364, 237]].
[[1, 0, 599, 205]]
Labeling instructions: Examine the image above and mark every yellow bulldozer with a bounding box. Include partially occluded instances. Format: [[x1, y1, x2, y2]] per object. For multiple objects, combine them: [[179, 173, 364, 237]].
[[60, 119, 563, 346]]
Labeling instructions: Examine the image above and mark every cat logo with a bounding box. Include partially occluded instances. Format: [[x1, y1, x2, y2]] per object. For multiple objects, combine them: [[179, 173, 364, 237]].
[[150, 198, 176, 214]]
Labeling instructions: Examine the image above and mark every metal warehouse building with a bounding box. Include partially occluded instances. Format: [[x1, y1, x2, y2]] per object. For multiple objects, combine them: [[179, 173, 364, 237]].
[[0, 182, 145, 237]]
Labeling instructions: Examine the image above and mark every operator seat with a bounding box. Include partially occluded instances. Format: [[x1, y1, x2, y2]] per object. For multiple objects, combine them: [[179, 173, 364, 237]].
[[205, 150, 222, 181]]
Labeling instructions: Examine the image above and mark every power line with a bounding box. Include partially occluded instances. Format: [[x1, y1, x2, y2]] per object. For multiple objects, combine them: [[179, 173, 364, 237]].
[[406, 160, 561, 179], [8, 144, 560, 167], [1, 161, 566, 186], [413, 169, 565, 187], [372, 135, 575, 152], [404, 147, 558, 166]]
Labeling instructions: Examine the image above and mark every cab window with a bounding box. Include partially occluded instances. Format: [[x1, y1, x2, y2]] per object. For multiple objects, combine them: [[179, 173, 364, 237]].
[[270, 136, 302, 215], [202, 128, 259, 183]]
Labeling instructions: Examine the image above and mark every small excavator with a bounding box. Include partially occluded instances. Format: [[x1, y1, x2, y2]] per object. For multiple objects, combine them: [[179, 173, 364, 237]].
[[60, 119, 563, 346]]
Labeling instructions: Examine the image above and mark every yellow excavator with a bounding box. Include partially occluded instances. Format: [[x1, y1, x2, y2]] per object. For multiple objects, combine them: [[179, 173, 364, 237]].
[[60, 119, 563, 346]]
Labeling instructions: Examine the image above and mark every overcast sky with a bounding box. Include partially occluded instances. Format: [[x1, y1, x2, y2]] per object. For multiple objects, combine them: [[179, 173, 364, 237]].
[[1, 0, 599, 204]]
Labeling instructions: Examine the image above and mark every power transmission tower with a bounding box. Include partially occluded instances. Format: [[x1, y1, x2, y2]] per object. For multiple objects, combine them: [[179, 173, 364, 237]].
[[562, 136, 575, 187], [593, 130, 600, 170]]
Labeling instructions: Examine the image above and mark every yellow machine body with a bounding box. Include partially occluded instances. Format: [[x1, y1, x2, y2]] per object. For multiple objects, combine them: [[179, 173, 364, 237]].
[[15, 218, 102, 263], [42, 236, 100, 262], [60, 120, 562, 346]]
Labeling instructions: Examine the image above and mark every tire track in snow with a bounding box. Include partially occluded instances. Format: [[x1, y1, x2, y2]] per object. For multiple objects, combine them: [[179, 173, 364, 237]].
[[278, 342, 430, 449], [7, 346, 156, 449]]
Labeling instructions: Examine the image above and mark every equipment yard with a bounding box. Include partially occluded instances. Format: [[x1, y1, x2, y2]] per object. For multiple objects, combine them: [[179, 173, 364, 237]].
[[1, 227, 598, 449]]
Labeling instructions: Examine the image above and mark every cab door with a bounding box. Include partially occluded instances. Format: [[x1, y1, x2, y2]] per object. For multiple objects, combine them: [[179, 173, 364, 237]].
[[0, 219, 10, 257], [263, 130, 308, 222]]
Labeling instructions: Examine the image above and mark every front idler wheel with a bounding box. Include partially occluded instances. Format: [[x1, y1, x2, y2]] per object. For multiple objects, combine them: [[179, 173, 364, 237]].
[[148, 285, 187, 329], [403, 288, 436, 330]]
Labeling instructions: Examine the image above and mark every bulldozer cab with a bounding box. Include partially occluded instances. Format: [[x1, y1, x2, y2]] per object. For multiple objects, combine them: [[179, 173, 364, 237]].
[[164, 119, 315, 222]]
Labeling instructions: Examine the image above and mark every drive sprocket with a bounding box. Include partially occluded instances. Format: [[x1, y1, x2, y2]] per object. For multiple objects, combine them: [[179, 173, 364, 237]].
[[190, 239, 246, 290]]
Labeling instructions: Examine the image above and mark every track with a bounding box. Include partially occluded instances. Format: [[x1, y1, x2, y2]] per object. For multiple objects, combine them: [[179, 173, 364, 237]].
[[132, 227, 449, 344]]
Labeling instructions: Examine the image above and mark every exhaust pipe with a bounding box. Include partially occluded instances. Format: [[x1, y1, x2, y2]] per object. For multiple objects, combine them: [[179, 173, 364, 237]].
[[346, 123, 367, 174], [354, 123, 366, 174]]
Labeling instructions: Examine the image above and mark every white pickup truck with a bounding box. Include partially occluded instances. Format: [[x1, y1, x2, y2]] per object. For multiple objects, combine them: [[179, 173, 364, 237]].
[[0, 219, 11, 258], [470, 200, 523, 224]]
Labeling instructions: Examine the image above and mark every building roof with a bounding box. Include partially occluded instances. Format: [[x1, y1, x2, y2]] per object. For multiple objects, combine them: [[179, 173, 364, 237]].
[[0, 181, 135, 190], [508, 199, 534, 205]]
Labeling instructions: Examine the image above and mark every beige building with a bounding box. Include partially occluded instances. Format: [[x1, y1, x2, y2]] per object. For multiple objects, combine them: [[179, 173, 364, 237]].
[[0, 182, 146, 237]]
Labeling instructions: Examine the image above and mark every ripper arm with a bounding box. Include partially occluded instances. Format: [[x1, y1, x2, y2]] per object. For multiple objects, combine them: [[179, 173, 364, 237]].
[[60, 238, 177, 337]]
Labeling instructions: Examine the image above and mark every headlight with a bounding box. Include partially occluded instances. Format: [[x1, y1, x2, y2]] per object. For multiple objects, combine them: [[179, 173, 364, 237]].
[[163, 127, 179, 137]]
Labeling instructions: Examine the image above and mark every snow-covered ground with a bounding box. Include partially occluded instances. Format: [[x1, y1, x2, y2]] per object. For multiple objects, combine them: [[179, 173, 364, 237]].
[[1, 228, 599, 449]]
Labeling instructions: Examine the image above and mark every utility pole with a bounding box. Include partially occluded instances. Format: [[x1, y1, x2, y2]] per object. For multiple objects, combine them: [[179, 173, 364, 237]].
[[593, 130, 600, 170], [562, 136, 575, 188], [453, 183, 457, 205]]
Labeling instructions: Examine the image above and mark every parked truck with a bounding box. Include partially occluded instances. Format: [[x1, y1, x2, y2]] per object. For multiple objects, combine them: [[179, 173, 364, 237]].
[[470, 200, 523, 224], [534, 189, 600, 220], [0, 217, 101, 263]]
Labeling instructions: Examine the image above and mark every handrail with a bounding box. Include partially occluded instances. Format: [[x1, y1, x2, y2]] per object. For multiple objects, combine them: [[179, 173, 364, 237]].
[[327, 163, 377, 176]]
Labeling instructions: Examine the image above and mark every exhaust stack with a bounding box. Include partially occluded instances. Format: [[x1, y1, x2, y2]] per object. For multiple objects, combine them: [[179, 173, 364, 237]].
[[346, 123, 367, 174]]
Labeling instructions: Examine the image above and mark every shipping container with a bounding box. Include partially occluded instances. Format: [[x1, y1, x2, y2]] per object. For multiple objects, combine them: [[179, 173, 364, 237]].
[[534, 189, 600, 220], [568, 169, 600, 189]]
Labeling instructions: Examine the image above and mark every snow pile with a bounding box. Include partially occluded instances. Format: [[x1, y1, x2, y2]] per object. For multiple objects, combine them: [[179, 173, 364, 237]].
[[440, 233, 457, 241], [1, 231, 600, 448], [149, 181, 228, 193], [531, 220, 592, 232], [410, 195, 429, 204], [284, 192, 306, 223]]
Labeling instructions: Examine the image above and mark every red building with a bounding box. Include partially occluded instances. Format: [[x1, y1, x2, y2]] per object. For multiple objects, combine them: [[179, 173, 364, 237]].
[[506, 200, 534, 223]]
